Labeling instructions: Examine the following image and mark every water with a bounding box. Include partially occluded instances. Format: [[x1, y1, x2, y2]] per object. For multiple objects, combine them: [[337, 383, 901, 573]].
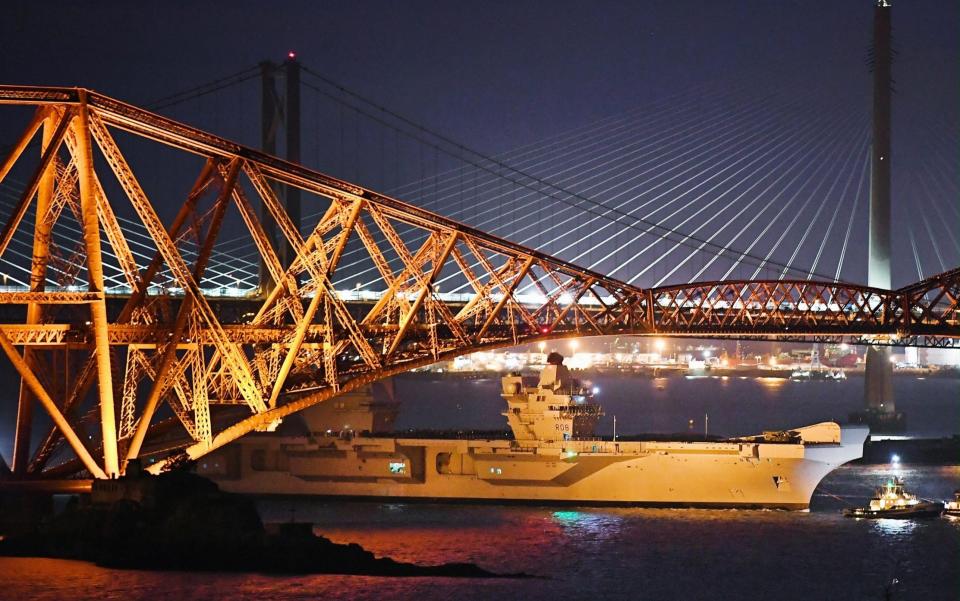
[[390, 373, 960, 438], [2, 465, 959, 600], [2, 374, 959, 599]]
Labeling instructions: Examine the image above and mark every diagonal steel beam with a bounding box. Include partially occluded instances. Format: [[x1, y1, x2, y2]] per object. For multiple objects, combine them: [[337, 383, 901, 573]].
[[27, 159, 218, 473], [88, 112, 265, 413], [477, 255, 536, 340], [385, 232, 458, 357], [125, 159, 241, 463], [0, 108, 72, 262], [0, 327, 107, 479], [0, 107, 45, 187]]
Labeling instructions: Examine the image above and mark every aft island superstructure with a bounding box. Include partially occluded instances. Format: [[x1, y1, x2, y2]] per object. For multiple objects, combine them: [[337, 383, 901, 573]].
[[199, 354, 867, 509]]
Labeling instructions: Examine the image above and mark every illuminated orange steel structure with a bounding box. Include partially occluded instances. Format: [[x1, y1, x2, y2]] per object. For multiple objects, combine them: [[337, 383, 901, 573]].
[[0, 86, 956, 479]]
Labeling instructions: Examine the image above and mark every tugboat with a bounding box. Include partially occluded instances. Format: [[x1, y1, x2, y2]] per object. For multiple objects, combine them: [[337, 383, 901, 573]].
[[843, 477, 944, 519], [789, 344, 846, 381], [943, 490, 960, 518], [789, 368, 846, 382]]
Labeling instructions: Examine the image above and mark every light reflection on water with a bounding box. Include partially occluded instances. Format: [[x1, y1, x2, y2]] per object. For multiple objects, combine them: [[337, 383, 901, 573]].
[[756, 376, 788, 389], [4, 372, 960, 600], [871, 519, 919, 536], [1, 464, 959, 600], [550, 510, 624, 540]]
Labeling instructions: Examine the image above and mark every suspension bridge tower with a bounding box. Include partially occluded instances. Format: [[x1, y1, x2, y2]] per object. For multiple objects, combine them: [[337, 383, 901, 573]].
[[258, 54, 302, 294], [860, 0, 904, 433]]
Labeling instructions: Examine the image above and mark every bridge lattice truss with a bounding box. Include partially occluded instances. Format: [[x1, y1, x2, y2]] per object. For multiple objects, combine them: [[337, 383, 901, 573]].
[[0, 86, 957, 479]]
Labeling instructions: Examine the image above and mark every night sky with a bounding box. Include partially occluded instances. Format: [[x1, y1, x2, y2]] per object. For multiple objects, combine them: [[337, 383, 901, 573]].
[[1, 0, 958, 287], [2, 1, 955, 148]]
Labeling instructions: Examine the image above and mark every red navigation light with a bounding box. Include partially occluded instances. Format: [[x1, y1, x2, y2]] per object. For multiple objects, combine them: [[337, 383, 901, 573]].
[[540, 326, 550, 334], [287, 51, 297, 59]]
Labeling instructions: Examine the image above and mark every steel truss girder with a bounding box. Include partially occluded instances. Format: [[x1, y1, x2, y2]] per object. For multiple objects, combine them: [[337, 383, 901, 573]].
[[0, 85, 956, 478]]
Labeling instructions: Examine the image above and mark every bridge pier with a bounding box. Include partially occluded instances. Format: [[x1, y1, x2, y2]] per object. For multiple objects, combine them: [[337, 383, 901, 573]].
[[864, 346, 893, 412], [854, 346, 906, 434]]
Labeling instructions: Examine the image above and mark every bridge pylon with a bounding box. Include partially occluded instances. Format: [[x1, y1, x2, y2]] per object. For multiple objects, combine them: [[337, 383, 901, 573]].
[[861, 0, 901, 432]]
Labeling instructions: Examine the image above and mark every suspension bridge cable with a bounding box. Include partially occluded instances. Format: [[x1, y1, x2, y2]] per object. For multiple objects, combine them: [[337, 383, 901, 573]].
[[299, 70, 763, 237], [429, 84, 816, 284], [535, 92, 826, 284], [405, 92, 741, 213], [418, 81, 791, 261], [444, 93, 844, 293], [350, 83, 816, 290], [385, 75, 765, 207], [144, 65, 261, 111], [322, 62, 805, 248], [789, 126, 870, 280], [662, 107, 861, 286], [579, 95, 834, 281], [720, 114, 864, 281], [387, 91, 711, 200], [834, 150, 869, 281], [920, 120, 960, 197], [766, 122, 868, 281], [908, 169, 949, 275], [804, 129, 869, 280], [746, 113, 870, 280], [500, 85, 817, 237], [917, 199, 947, 273], [622, 101, 854, 286], [440, 93, 806, 291], [0, 62, 883, 291], [448, 83, 789, 237], [917, 121, 960, 224], [695, 124, 855, 283], [350, 85, 848, 292], [919, 162, 960, 222], [351, 80, 764, 254], [0, 184, 258, 286], [907, 221, 925, 281], [334, 80, 784, 284], [298, 66, 834, 280], [916, 172, 960, 256], [303, 62, 762, 199], [337, 83, 813, 285], [691, 105, 863, 282]]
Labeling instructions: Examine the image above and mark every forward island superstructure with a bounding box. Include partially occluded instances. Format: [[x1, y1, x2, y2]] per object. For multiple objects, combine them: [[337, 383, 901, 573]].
[[199, 354, 868, 509]]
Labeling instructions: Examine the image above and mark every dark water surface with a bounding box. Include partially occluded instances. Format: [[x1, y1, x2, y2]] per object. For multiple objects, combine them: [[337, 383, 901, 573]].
[[391, 373, 960, 438], [2, 465, 959, 600], [2, 374, 959, 600]]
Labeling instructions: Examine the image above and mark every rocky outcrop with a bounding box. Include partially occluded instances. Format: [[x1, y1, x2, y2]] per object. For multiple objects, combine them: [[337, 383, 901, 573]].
[[0, 470, 521, 577]]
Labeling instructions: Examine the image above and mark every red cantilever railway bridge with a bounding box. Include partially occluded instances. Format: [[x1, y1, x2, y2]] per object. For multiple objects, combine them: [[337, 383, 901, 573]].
[[0, 86, 956, 480]]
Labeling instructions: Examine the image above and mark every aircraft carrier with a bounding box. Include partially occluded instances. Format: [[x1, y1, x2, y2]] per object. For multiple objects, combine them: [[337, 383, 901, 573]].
[[198, 354, 868, 509]]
